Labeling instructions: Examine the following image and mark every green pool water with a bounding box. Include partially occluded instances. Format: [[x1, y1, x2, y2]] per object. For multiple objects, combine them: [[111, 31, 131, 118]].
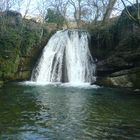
[[0, 82, 140, 140]]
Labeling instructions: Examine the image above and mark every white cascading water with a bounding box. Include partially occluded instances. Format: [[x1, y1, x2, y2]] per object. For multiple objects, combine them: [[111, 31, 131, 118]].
[[31, 30, 96, 84]]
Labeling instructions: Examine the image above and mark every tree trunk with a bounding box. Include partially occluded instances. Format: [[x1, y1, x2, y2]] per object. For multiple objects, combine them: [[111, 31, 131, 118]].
[[102, 0, 117, 23]]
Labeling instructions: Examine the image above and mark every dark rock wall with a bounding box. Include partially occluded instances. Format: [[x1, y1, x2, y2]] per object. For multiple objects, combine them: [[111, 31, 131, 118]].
[[89, 6, 140, 89]]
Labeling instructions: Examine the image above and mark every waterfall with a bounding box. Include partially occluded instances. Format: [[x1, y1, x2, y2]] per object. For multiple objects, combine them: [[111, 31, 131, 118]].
[[31, 30, 96, 84]]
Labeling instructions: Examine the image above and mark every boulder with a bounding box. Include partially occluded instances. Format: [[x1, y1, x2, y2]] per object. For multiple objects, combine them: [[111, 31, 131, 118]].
[[96, 67, 140, 88]]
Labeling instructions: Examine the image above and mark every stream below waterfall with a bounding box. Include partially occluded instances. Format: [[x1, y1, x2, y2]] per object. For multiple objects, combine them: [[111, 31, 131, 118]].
[[0, 83, 140, 140]]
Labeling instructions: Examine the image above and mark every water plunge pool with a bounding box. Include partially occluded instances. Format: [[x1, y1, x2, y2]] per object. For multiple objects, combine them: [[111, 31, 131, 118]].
[[0, 82, 140, 139]]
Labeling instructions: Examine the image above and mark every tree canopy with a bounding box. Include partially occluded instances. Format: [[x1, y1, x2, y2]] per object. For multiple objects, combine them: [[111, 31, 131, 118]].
[[0, 0, 139, 28]]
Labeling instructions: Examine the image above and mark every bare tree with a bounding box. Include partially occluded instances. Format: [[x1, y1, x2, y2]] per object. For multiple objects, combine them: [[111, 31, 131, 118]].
[[23, 0, 31, 18], [69, 0, 88, 27], [121, 0, 140, 26], [36, 0, 49, 22], [87, 0, 105, 22], [13, 0, 24, 13], [48, 0, 70, 27], [4, 0, 15, 10], [0, 0, 22, 11], [102, 0, 117, 23], [91, 0, 101, 22], [49, 0, 69, 16], [35, 0, 50, 41]]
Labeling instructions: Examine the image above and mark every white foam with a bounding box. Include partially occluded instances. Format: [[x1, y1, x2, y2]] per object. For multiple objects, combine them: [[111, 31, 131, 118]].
[[18, 81, 100, 89]]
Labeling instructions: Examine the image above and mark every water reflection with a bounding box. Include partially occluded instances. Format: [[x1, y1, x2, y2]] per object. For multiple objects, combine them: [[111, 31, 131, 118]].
[[0, 83, 140, 139]]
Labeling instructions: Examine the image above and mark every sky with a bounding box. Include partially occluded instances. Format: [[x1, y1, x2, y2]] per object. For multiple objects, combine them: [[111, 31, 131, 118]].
[[13, 0, 135, 20], [19, 0, 38, 17]]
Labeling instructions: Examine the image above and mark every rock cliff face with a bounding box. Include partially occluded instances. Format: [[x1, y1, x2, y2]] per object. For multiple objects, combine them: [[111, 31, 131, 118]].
[[90, 6, 140, 89], [0, 11, 56, 84]]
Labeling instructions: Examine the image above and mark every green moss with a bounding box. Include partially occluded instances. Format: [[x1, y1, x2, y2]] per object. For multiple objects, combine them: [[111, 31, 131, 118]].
[[0, 81, 4, 87], [0, 11, 58, 82]]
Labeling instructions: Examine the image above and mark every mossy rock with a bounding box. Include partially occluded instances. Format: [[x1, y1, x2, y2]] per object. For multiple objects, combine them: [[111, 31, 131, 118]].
[[0, 81, 4, 88], [0, 12, 55, 82], [96, 69, 140, 89], [15, 71, 31, 81]]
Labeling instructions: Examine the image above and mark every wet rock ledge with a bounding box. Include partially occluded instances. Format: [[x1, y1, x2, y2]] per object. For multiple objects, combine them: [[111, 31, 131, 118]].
[[89, 5, 140, 89]]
